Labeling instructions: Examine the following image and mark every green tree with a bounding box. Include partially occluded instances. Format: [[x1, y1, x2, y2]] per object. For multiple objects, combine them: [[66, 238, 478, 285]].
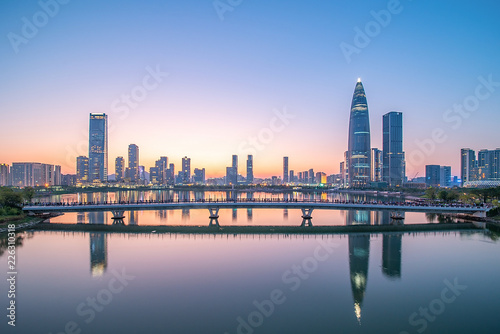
[[0, 187, 23, 209], [23, 187, 35, 203], [425, 187, 437, 200], [438, 190, 448, 201]]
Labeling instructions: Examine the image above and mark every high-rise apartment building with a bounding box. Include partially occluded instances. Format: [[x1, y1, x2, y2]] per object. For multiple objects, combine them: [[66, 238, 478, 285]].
[[11, 162, 61, 187], [0, 164, 10, 186], [127, 144, 139, 182], [115, 157, 125, 181], [182, 156, 191, 183], [194, 168, 206, 184]]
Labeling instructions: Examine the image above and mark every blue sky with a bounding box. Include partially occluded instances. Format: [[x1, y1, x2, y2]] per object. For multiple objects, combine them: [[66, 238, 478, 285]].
[[0, 0, 499, 177]]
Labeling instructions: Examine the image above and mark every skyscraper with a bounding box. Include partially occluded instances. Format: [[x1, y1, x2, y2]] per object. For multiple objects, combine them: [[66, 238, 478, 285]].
[[308, 168, 314, 184], [425, 165, 441, 187], [127, 144, 139, 182], [440, 166, 451, 187], [232, 155, 238, 174], [193, 168, 206, 184], [246, 155, 253, 184], [382, 112, 405, 187], [88, 113, 108, 183], [371, 148, 382, 182], [348, 79, 371, 187], [167, 163, 175, 185], [182, 156, 191, 183], [156, 157, 168, 184], [226, 155, 238, 185], [76, 156, 89, 184], [283, 157, 289, 183], [115, 157, 124, 181], [461, 148, 476, 186]]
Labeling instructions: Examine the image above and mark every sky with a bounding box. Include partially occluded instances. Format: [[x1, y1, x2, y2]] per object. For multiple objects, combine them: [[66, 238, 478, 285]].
[[0, 0, 499, 178]]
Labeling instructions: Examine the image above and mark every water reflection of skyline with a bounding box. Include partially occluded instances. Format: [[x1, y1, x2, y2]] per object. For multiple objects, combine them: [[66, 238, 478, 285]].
[[90, 232, 107, 277], [345, 210, 403, 323]]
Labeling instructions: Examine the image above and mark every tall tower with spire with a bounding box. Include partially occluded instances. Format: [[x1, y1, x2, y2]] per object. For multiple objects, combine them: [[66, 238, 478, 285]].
[[348, 79, 371, 187]]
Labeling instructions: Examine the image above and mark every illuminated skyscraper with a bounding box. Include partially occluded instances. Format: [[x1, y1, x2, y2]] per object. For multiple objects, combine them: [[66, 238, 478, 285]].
[[76, 156, 89, 184], [348, 79, 371, 187], [382, 112, 405, 187], [88, 113, 108, 183]]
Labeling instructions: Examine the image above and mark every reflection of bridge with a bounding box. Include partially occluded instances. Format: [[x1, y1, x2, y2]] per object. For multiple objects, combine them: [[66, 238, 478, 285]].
[[23, 200, 488, 225]]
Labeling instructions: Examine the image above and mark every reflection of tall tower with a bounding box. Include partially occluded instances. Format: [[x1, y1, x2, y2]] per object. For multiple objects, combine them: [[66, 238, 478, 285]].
[[129, 211, 138, 225], [346, 210, 371, 226], [348, 79, 371, 187], [247, 208, 253, 221], [90, 233, 107, 277], [348, 235, 370, 324], [382, 234, 402, 279], [88, 212, 105, 225], [77, 212, 86, 224], [346, 210, 370, 324]]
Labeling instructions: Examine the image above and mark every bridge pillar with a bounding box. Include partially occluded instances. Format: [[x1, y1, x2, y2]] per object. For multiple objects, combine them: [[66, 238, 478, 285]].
[[301, 218, 313, 227], [111, 211, 125, 219], [208, 207, 220, 219], [300, 208, 313, 227], [301, 208, 314, 219], [112, 218, 125, 225], [209, 218, 220, 227]]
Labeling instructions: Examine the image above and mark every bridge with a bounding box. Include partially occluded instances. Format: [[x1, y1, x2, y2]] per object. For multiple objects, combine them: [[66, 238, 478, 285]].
[[23, 199, 489, 226]]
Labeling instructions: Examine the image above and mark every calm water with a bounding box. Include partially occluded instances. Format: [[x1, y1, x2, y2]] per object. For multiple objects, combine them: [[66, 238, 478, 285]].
[[1, 209, 499, 334]]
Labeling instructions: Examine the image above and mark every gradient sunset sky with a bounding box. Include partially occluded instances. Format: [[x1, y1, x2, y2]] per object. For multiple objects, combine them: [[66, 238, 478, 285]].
[[1, 0, 499, 178]]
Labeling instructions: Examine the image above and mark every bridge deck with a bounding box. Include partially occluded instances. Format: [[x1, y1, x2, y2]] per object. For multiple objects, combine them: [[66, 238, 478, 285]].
[[22, 201, 487, 214]]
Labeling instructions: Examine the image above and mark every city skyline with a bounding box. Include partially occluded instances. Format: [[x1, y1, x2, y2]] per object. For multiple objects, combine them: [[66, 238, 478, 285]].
[[1, 1, 500, 178]]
